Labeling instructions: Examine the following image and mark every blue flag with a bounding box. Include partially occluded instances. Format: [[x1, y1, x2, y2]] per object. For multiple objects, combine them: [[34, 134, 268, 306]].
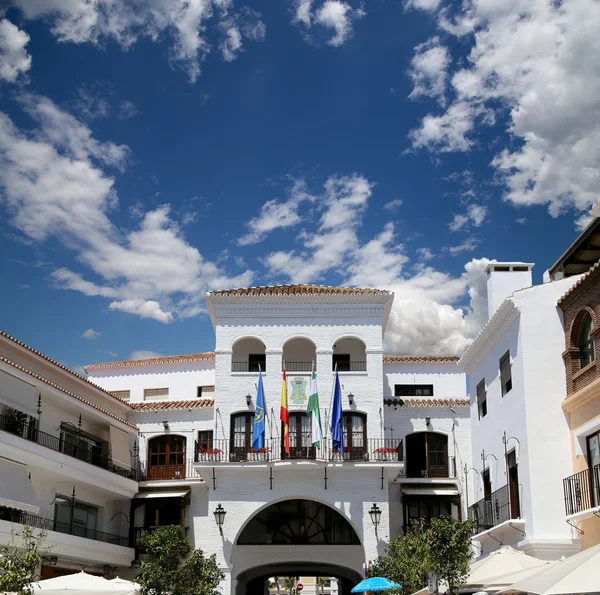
[[252, 369, 266, 450], [330, 366, 344, 452]]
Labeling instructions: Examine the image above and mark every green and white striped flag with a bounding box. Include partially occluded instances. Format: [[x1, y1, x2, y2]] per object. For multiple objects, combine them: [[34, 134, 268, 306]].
[[306, 362, 323, 447]]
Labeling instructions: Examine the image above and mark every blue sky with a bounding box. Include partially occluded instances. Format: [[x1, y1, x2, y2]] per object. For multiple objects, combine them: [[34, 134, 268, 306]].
[[0, 0, 597, 372]]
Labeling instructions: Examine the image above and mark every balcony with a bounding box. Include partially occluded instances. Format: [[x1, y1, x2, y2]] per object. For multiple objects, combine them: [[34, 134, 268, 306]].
[[563, 464, 600, 517], [0, 414, 134, 480], [468, 484, 511, 534], [232, 361, 266, 372], [194, 438, 403, 465], [334, 361, 366, 372], [136, 459, 202, 482], [0, 506, 128, 546]]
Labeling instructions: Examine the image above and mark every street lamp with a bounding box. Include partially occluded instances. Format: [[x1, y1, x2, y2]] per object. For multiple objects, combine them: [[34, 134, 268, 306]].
[[246, 393, 252, 406], [213, 504, 226, 534], [348, 393, 354, 406], [368, 503, 381, 529]]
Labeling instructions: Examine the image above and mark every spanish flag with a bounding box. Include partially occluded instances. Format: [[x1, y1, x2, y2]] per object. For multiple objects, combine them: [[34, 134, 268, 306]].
[[280, 368, 290, 454]]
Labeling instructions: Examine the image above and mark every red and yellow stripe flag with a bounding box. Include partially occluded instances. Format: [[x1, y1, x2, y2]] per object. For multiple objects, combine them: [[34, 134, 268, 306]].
[[280, 368, 290, 454]]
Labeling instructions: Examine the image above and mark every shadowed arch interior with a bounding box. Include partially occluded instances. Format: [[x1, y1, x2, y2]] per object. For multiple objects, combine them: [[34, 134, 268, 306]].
[[237, 499, 361, 545]]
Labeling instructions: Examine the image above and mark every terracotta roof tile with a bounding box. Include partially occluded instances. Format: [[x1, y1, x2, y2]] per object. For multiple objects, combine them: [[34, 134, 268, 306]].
[[0, 356, 138, 429], [129, 399, 214, 412], [383, 355, 460, 363], [207, 284, 390, 297], [384, 397, 470, 408], [557, 261, 600, 305], [85, 352, 215, 371], [0, 330, 132, 406]]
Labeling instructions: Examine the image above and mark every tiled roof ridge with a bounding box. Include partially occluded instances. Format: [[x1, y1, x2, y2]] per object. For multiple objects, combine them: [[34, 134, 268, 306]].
[[385, 397, 470, 408], [383, 355, 459, 363], [557, 261, 600, 305], [207, 284, 390, 297], [85, 352, 216, 371], [0, 355, 138, 430], [0, 329, 132, 407], [129, 399, 214, 412]]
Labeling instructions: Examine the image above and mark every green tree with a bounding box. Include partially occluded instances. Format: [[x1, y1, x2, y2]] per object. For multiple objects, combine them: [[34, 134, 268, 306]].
[[136, 525, 224, 595], [0, 525, 46, 595], [368, 520, 429, 594], [368, 517, 474, 595], [426, 517, 474, 595]]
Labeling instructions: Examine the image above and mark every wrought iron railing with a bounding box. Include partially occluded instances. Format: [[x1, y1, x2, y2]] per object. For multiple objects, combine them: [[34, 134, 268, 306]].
[[284, 362, 314, 372], [468, 484, 511, 534], [231, 361, 266, 372], [564, 464, 600, 516], [0, 506, 129, 546], [0, 414, 135, 479], [194, 438, 404, 464], [398, 456, 457, 479], [334, 361, 367, 372], [136, 458, 202, 481]]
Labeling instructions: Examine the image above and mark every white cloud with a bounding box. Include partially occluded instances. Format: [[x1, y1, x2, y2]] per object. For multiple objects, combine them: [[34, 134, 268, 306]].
[[118, 100, 139, 119], [404, 0, 441, 11], [293, 0, 364, 46], [81, 328, 100, 340], [8, 0, 265, 83], [383, 199, 403, 211], [416, 247, 434, 261], [447, 237, 479, 255], [220, 21, 243, 61], [516, 217, 526, 225], [238, 179, 316, 245], [130, 350, 164, 360], [0, 96, 254, 323], [449, 203, 488, 231], [0, 19, 31, 83], [408, 37, 450, 104], [409, 0, 600, 220]]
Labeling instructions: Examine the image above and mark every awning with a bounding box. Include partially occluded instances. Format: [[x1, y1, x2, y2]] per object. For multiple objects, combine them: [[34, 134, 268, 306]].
[[109, 424, 131, 470], [0, 457, 40, 513], [135, 490, 190, 499], [402, 487, 460, 496]]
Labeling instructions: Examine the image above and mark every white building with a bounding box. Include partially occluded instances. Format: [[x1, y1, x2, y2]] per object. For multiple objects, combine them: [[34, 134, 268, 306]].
[[0, 330, 138, 579], [82, 284, 472, 595], [459, 264, 582, 560]]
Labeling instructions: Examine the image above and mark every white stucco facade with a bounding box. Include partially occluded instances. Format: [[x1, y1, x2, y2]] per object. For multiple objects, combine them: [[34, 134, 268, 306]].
[[460, 266, 582, 560]]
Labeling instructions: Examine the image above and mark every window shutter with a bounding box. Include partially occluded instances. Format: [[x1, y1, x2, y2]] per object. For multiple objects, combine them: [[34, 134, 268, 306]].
[[500, 352, 511, 385]]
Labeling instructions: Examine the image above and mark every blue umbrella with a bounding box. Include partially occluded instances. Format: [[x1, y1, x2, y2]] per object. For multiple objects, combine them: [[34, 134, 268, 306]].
[[351, 577, 402, 592]]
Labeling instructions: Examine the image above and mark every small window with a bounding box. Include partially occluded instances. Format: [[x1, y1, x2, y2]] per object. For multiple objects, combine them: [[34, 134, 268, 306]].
[[477, 380, 487, 419], [197, 385, 215, 399], [394, 384, 434, 397], [578, 313, 595, 368], [144, 388, 169, 401], [198, 430, 213, 451], [332, 353, 351, 371], [111, 390, 130, 402], [500, 351, 512, 396]]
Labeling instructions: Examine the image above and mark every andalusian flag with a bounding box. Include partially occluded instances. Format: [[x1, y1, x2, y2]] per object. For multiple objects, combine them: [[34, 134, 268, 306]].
[[280, 368, 290, 454], [307, 362, 323, 447]]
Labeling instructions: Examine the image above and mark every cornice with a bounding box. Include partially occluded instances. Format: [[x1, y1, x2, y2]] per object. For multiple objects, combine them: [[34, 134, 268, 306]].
[[211, 304, 388, 319], [459, 300, 520, 373], [562, 374, 600, 413]]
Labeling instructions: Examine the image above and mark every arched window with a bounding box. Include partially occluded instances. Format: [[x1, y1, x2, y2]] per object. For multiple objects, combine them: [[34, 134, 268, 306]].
[[230, 412, 254, 461], [579, 313, 595, 368], [148, 435, 186, 480], [406, 432, 448, 478], [342, 412, 367, 460]]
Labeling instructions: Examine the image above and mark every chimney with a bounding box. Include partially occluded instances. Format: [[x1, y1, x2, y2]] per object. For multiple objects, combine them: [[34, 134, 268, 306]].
[[485, 262, 534, 320]]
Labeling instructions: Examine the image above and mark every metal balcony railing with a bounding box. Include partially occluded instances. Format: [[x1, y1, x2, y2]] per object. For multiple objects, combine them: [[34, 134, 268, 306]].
[[467, 484, 511, 534], [0, 506, 129, 546], [563, 464, 600, 516], [231, 361, 266, 372], [136, 459, 202, 481], [194, 438, 404, 464], [0, 414, 134, 480], [284, 362, 314, 372], [334, 361, 367, 372], [398, 456, 457, 479]]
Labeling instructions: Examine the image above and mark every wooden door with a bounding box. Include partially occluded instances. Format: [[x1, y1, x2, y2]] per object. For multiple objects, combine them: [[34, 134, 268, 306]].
[[148, 435, 186, 479], [230, 413, 252, 461], [426, 433, 448, 477], [507, 450, 520, 518], [288, 413, 315, 459]]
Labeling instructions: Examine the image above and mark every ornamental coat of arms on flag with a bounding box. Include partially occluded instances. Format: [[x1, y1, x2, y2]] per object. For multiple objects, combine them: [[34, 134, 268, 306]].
[[290, 376, 308, 405]]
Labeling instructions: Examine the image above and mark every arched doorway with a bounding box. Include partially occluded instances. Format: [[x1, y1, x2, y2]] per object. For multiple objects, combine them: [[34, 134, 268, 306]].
[[405, 432, 448, 478], [233, 499, 364, 595], [147, 434, 186, 479]]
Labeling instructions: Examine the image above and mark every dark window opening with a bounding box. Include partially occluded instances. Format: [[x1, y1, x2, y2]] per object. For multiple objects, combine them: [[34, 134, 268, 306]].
[[500, 351, 512, 396], [394, 385, 434, 397], [477, 380, 487, 419], [406, 432, 448, 478], [249, 354, 266, 372], [403, 496, 456, 531], [332, 354, 350, 371], [197, 430, 213, 451], [507, 450, 520, 518]]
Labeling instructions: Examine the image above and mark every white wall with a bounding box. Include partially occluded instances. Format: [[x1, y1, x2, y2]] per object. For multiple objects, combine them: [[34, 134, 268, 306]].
[[383, 363, 466, 398], [88, 361, 216, 403]]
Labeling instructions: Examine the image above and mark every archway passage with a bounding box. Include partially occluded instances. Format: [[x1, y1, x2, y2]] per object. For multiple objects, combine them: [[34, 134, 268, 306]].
[[237, 500, 361, 545], [237, 562, 362, 595]]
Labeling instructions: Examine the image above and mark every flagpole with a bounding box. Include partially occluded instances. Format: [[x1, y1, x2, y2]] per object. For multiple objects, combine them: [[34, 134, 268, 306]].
[[325, 363, 337, 439]]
